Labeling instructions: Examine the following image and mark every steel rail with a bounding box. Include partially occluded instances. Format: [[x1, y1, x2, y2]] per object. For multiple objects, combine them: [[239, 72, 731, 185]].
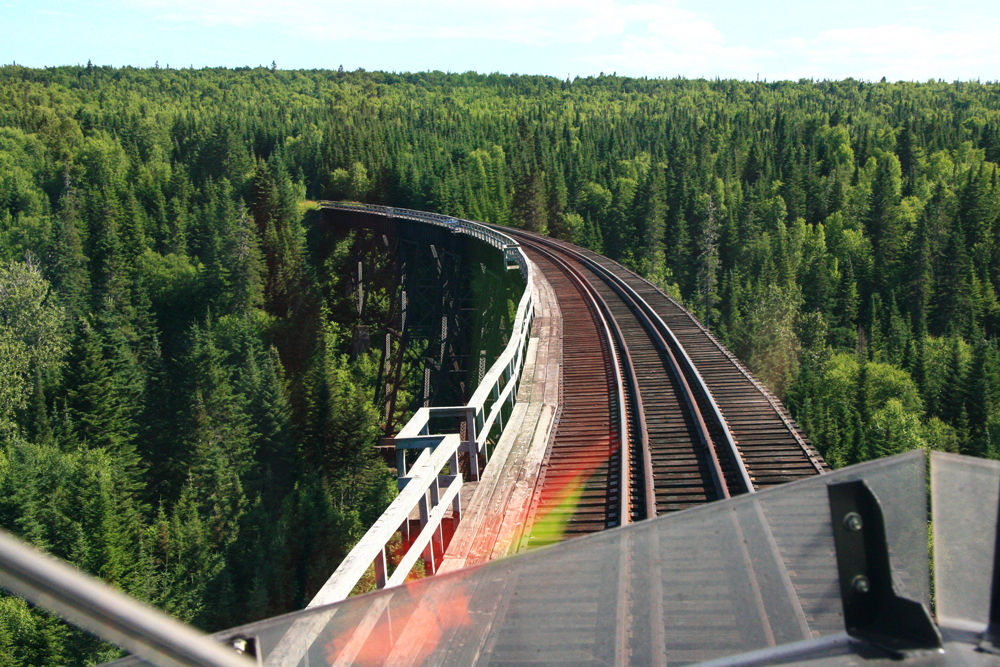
[[570, 244, 824, 479], [567, 246, 744, 496], [524, 241, 656, 522], [509, 231, 809, 660], [512, 244, 629, 538], [526, 243, 639, 525], [516, 231, 757, 491], [509, 229, 738, 503], [552, 235, 756, 493]]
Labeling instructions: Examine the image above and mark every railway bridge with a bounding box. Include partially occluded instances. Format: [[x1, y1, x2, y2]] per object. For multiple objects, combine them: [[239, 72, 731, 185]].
[[3, 204, 994, 667], [309, 202, 828, 602]]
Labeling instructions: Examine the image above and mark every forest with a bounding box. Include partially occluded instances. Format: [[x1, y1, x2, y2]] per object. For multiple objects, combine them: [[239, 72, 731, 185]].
[[2, 64, 1000, 664]]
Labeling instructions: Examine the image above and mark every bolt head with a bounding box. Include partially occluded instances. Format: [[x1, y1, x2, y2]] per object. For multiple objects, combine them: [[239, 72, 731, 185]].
[[844, 512, 863, 532], [851, 574, 870, 594]]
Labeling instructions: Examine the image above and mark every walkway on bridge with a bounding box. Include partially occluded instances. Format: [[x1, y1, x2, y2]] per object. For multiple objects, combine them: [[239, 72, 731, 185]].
[[439, 258, 562, 572]]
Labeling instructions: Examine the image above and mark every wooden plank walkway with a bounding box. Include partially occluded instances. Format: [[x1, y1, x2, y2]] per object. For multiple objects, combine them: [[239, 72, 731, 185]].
[[438, 259, 562, 573]]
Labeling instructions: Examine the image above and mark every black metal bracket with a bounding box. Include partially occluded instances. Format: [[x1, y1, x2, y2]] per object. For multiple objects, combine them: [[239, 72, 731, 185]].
[[979, 478, 1000, 654], [827, 480, 942, 656]]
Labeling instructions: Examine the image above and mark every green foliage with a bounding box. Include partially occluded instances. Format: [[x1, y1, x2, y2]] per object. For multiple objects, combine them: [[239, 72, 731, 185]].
[[0, 258, 67, 435], [5, 64, 1000, 661], [0, 65, 405, 663], [0, 596, 68, 667]]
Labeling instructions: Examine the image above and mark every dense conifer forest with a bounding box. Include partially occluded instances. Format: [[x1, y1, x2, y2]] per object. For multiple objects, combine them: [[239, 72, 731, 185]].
[[2, 64, 1000, 663]]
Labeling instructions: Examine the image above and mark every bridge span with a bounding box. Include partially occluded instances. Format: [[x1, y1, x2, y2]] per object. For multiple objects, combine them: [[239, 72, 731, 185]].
[[13, 204, 1000, 667], [306, 203, 827, 605], [7, 204, 992, 667]]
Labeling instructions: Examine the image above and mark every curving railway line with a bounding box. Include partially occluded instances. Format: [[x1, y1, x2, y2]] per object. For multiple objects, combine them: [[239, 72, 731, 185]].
[[290, 204, 844, 667], [477, 229, 838, 666], [504, 228, 828, 548]]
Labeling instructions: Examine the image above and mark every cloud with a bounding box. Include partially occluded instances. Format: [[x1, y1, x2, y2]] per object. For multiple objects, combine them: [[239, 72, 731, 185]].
[[125, 0, 1000, 80], [783, 24, 1000, 80], [572, 2, 771, 78], [133, 0, 766, 76], [135, 0, 707, 46]]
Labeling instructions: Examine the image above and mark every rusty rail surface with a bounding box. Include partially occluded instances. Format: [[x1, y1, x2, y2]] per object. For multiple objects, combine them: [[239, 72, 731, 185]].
[[549, 236, 828, 485], [507, 229, 823, 504], [509, 231, 748, 527], [515, 244, 633, 548]]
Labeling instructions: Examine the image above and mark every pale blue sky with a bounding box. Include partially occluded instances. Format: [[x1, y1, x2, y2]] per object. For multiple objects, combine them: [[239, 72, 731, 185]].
[[3, 0, 999, 81]]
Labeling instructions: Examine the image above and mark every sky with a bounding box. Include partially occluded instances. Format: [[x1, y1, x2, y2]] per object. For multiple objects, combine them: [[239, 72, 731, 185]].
[[2, 0, 1000, 82]]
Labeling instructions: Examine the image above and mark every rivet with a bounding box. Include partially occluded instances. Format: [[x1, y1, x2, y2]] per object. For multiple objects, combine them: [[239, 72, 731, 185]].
[[844, 512, 863, 532], [852, 574, 870, 594]]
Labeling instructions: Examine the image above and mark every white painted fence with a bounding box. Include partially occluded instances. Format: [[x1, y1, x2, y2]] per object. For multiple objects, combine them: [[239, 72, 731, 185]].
[[310, 203, 534, 606]]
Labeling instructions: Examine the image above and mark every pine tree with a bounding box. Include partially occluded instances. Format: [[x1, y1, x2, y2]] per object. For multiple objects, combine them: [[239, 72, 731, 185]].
[[931, 215, 974, 335], [866, 152, 904, 289], [47, 185, 90, 320], [65, 320, 138, 472], [906, 209, 934, 332], [175, 320, 253, 545], [241, 344, 295, 498], [966, 338, 999, 455], [511, 167, 548, 234], [696, 194, 721, 328], [941, 336, 967, 426], [28, 368, 53, 446]]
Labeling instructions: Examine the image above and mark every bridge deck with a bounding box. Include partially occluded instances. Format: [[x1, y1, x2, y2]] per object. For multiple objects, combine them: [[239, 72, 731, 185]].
[[439, 259, 563, 572], [438, 232, 827, 574]]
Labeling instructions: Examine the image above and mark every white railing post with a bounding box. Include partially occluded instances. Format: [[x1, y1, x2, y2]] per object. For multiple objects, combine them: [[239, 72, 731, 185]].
[[429, 477, 444, 558], [480, 408, 490, 463], [468, 442, 480, 481], [451, 484, 463, 521], [418, 493, 429, 529]]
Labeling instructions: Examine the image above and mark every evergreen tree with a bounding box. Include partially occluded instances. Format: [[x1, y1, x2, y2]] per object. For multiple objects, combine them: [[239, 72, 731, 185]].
[[866, 152, 904, 288], [65, 321, 136, 466]]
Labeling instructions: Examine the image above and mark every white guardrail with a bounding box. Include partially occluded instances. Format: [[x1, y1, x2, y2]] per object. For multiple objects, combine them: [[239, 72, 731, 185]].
[[310, 202, 534, 606]]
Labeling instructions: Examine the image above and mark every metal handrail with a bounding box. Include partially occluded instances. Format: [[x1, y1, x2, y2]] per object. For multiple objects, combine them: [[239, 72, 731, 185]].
[[0, 528, 253, 667], [320, 202, 529, 280]]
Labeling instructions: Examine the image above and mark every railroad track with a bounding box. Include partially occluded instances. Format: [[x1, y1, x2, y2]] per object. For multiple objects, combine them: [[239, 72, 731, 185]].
[[313, 205, 840, 666], [508, 229, 826, 546], [517, 247, 627, 547], [566, 242, 829, 487], [481, 231, 839, 666]]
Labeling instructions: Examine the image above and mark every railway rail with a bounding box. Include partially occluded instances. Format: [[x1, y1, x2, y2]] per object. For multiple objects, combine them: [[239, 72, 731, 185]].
[[503, 229, 826, 549], [305, 204, 837, 666], [516, 247, 627, 545], [480, 230, 838, 666]]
